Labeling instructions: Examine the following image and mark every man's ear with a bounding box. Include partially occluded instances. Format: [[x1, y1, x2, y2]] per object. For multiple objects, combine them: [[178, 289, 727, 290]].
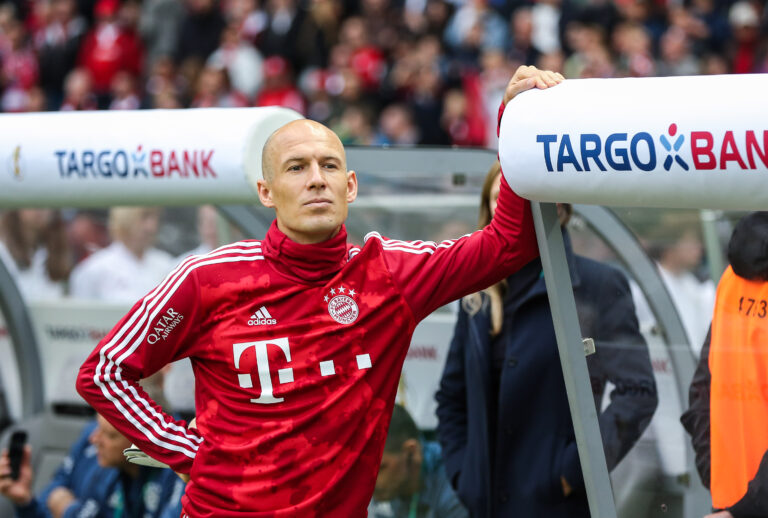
[[347, 170, 358, 203], [257, 179, 275, 208]]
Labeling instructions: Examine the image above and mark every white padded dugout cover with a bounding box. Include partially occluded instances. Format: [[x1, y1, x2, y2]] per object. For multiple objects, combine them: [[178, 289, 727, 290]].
[[0, 107, 302, 207], [499, 74, 768, 210]]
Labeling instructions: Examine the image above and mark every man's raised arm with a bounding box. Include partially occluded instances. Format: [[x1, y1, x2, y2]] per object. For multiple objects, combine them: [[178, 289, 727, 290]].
[[369, 66, 564, 321]]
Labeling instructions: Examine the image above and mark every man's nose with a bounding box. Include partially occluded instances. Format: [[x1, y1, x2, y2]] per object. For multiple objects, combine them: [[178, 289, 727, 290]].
[[306, 162, 326, 188]]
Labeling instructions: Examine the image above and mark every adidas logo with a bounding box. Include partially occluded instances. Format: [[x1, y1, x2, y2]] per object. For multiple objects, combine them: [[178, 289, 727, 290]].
[[248, 306, 276, 326]]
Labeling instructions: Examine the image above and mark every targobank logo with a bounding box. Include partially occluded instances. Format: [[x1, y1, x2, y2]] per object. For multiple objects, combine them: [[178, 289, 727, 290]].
[[536, 124, 768, 173], [54, 146, 217, 178]]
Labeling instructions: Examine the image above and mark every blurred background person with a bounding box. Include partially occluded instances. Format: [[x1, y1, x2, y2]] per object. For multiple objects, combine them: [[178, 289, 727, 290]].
[[69, 207, 173, 302], [0, 18, 39, 113], [34, 0, 87, 110], [0, 209, 71, 300], [0, 414, 184, 518], [108, 70, 140, 109], [189, 63, 247, 107], [76, 0, 143, 108], [436, 161, 657, 518], [175, 204, 237, 261], [206, 21, 264, 103], [646, 214, 716, 356], [371, 404, 468, 518], [59, 67, 97, 111]]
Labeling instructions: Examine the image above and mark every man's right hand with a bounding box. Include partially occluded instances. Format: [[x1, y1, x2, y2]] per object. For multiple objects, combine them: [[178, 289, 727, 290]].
[[0, 446, 33, 506]]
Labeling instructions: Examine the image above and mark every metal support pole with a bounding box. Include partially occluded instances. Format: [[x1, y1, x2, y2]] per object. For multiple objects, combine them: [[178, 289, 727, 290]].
[[531, 201, 617, 518], [0, 259, 44, 417]]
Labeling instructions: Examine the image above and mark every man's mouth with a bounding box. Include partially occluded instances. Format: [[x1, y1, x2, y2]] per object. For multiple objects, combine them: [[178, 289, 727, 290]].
[[304, 199, 332, 208]]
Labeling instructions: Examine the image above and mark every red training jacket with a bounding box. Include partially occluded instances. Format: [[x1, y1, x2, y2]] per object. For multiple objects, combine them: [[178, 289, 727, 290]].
[[77, 174, 536, 517]]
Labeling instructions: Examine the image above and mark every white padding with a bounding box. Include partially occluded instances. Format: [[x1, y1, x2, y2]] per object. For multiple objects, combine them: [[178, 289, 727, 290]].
[[499, 74, 768, 209], [0, 107, 302, 207]]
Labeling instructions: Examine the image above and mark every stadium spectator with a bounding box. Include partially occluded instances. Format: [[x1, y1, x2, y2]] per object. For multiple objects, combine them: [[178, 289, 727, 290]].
[[254, 55, 305, 114], [221, 0, 266, 44], [77, 0, 143, 107], [332, 103, 376, 145], [612, 22, 656, 77], [727, 0, 764, 74], [174, 0, 226, 95], [138, 0, 185, 72], [436, 161, 658, 518], [59, 67, 98, 110], [143, 55, 184, 108], [681, 212, 768, 518], [444, 0, 508, 62], [646, 215, 716, 357], [33, 0, 86, 110], [506, 6, 541, 70], [207, 21, 264, 101], [372, 404, 468, 518], [258, 0, 304, 65], [0, 415, 185, 518], [0, 18, 39, 113], [374, 103, 419, 145], [0, 209, 71, 300], [338, 16, 387, 93], [190, 63, 247, 108], [291, 0, 341, 70], [75, 66, 562, 516], [69, 207, 174, 302], [656, 25, 700, 76], [175, 205, 231, 261], [108, 70, 140, 109]]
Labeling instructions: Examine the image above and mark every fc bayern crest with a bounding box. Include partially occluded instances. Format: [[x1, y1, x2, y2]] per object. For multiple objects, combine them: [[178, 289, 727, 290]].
[[324, 285, 359, 325]]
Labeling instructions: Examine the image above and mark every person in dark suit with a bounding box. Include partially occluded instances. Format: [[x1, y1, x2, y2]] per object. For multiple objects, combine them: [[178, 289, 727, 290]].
[[436, 161, 658, 518]]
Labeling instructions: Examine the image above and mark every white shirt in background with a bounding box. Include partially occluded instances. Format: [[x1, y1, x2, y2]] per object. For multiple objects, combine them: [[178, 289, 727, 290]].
[[658, 265, 716, 357], [69, 241, 174, 303], [0, 241, 66, 300]]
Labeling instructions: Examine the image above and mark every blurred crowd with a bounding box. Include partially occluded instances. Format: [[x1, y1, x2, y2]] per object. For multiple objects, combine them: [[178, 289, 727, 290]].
[[0, 0, 766, 149]]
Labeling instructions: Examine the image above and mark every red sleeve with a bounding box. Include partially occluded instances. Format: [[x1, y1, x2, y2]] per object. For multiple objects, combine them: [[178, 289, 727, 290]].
[[372, 175, 537, 321], [372, 101, 537, 321], [76, 256, 204, 473]]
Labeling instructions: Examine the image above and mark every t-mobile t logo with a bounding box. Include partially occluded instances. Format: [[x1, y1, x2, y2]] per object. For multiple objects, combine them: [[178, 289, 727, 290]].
[[233, 337, 294, 404]]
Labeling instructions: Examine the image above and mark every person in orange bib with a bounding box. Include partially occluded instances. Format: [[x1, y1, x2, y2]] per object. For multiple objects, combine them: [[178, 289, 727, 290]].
[[682, 211, 768, 518]]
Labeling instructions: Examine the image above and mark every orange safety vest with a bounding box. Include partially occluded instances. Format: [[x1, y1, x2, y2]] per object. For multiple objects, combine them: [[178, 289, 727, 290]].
[[710, 266, 768, 509]]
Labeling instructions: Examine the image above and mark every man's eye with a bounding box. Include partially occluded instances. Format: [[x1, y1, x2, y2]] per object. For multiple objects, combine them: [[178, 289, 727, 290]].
[[288, 165, 302, 172]]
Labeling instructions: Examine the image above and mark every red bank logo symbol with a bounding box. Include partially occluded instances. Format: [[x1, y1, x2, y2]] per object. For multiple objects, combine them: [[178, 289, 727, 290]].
[[324, 285, 359, 325]]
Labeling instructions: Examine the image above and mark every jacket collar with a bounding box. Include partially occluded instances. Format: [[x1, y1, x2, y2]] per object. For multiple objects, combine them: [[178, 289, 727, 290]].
[[262, 220, 348, 284]]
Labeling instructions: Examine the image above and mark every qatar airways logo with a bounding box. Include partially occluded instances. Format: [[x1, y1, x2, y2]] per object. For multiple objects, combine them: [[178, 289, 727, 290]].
[[536, 124, 768, 173], [54, 147, 217, 178], [147, 307, 184, 344]]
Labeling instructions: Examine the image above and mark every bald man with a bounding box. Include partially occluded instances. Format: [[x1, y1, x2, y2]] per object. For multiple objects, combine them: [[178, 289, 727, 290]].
[[77, 66, 564, 517]]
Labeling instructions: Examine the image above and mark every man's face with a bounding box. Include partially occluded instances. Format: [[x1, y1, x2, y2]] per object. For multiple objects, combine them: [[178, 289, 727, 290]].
[[257, 120, 358, 244], [90, 415, 131, 468], [374, 450, 410, 502], [122, 208, 160, 253]]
